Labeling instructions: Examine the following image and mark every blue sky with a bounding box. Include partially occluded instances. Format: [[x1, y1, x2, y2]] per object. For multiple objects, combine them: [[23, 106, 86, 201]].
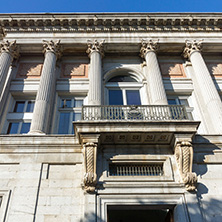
[[0, 0, 222, 13]]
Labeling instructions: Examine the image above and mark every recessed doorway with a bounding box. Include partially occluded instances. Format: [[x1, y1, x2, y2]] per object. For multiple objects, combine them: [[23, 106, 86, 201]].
[[107, 205, 174, 222]]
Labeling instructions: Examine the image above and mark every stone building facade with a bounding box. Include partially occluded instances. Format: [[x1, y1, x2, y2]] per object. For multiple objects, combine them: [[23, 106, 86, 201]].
[[0, 13, 221, 222]]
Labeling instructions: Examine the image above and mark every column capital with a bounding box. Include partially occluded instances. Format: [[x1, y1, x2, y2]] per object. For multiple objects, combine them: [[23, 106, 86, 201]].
[[86, 39, 105, 57], [183, 39, 203, 60], [0, 40, 19, 59], [43, 40, 61, 59], [140, 39, 158, 58]]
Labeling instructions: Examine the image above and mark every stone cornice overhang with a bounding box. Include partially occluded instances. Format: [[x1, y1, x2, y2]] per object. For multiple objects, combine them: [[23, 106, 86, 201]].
[[0, 13, 222, 34]]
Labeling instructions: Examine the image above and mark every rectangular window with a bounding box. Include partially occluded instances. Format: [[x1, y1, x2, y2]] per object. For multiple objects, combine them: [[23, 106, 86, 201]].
[[58, 97, 83, 134], [109, 163, 164, 176], [6, 99, 35, 134]]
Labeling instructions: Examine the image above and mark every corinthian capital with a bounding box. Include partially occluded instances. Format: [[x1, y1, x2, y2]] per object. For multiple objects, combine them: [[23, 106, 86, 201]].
[[43, 40, 61, 59], [183, 39, 203, 60], [86, 39, 105, 57], [83, 142, 97, 193], [140, 39, 159, 58], [0, 40, 19, 59], [175, 141, 197, 191]]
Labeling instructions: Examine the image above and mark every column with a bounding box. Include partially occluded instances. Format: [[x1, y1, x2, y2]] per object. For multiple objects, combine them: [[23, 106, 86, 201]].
[[183, 40, 222, 134], [0, 40, 18, 96], [86, 39, 104, 105], [140, 39, 168, 105], [29, 40, 61, 134]]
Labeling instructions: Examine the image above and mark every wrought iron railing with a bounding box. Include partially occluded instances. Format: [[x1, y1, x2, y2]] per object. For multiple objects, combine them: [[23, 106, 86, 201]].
[[81, 105, 188, 121]]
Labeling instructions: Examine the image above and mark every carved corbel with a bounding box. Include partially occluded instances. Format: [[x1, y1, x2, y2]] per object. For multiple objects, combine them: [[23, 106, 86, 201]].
[[175, 141, 197, 191], [83, 142, 97, 193]]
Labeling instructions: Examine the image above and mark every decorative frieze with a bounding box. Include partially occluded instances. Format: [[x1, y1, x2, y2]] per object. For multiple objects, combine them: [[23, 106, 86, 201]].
[[2, 15, 222, 33], [160, 63, 186, 78], [83, 142, 97, 193], [61, 63, 88, 78], [86, 39, 105, 57], [183, 39, 203, 60], [175, 141, 197, 191], [16, 63, 43, 78]]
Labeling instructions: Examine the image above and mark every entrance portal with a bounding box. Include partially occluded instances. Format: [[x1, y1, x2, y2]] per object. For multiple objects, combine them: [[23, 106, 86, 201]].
[[107, 205, 174, 222]]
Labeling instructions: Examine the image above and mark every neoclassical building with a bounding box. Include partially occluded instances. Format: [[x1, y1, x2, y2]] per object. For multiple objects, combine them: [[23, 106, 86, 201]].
[[0, 13, 222, 222]]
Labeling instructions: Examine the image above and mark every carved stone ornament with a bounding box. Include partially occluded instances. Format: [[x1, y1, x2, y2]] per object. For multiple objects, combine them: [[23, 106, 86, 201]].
[[183, 39, 203, 60], [175, 141, 197, 191], [0, 40, 19, 59], [86, 39, 105, 57], [83, 142, 97, 193], [43, 40, 61, 59], [140, 39, 159, 58]]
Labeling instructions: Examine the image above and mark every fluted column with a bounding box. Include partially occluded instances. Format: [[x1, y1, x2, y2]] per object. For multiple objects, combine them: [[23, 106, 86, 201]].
[[0, 40, 18, 96], [140, 39, 168, 105], [86, 40, 104, 105], [29, 40, 61, 134], [183, 40, 222, 134]]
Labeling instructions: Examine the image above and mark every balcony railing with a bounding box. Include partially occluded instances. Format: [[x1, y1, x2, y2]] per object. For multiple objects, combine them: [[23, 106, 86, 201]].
[[81, 105, 189, 121]]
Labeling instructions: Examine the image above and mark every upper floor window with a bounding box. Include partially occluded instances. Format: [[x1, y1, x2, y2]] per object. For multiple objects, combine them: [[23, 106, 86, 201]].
[[167, 96, 193, 120], [57, 97, 83, 134], [6, 99, 35, 134], [106, 75, 142, 105]]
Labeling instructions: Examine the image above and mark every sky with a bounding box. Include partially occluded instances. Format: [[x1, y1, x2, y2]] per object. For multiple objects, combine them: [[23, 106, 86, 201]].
[[0, 0, 222, 13]]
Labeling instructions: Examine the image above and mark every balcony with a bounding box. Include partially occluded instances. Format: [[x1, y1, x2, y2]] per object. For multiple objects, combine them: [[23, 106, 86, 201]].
[[81, 105, 188, 121], [74, 105, 200, 145]]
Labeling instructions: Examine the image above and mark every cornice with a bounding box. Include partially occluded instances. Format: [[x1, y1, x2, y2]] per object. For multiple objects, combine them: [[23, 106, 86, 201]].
[[0, 13, 222, 33]]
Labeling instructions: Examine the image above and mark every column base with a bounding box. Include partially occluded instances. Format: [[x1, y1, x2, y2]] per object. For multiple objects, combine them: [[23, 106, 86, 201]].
[[28, 130, 46, 135]]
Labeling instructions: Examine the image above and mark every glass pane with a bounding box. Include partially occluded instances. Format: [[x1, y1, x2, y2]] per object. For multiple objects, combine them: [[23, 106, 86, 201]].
[[58, 113, 70, 134], [61, 99, 71, 108], [21, 123, 31, 134], [109, 90, 123, 105], [126, 90, 141, 105], [179, 99, 189, 106], [168, 99, 177, 105], [7, 122, 19, 134], [108, 75, 137, 82], [13, 101, 25, 112], [75, 100, 83, 107], [26, 101, 35, 112]]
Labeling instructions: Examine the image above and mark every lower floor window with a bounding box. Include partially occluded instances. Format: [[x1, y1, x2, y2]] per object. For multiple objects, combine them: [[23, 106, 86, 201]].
[[7, 122, 31, 134]]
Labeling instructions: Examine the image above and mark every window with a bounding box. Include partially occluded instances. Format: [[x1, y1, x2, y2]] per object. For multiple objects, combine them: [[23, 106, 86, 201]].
[[167, 96, 193, 120], [106, 75, 142, 105], [58, 97, 83, 134], [6, 99, 35, 134]]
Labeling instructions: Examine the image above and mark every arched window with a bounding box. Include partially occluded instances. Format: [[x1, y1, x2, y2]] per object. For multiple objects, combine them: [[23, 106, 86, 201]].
[[105, 72, 143, 105]]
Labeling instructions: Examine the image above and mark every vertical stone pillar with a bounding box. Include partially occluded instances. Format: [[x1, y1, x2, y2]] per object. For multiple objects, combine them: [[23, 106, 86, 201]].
[[86, 39, 104, 105], [183, 40, 222, 134], [29, 40, 61, 134], [140, 39, 168, 105], [0, 40, 18, 96]]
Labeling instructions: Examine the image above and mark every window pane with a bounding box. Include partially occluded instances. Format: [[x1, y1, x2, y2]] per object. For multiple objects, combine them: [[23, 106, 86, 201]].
[[126, 90, 141, 105], [58, 113, 70, 134], [72, 113, 82, 134], [109, 90, 123, 105], [179, 99, 189, 106], [21, 123, 31, 134], [7, 123, 19, 134], [26, 101, 35, 112], [61, 99, 71, 108], [13, 101, 25, 112], [168, 99, 177, 105], [75, 100, 83, 107]]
